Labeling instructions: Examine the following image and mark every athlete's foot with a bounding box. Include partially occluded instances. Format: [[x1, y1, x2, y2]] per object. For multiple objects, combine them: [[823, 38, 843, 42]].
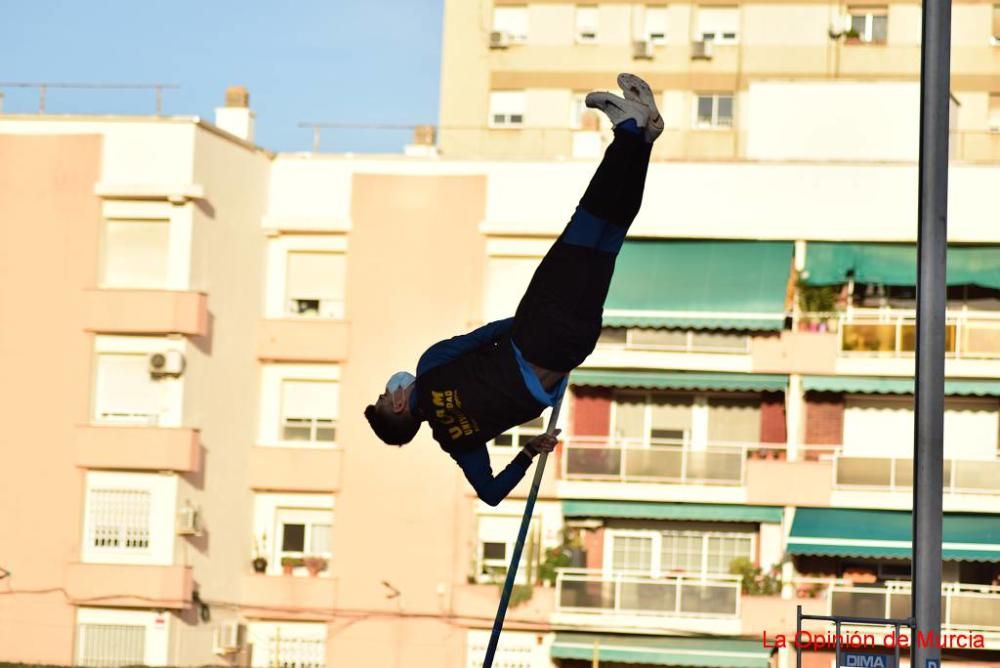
[[617, 73, 663, 143], [584, 91, 649, 137]]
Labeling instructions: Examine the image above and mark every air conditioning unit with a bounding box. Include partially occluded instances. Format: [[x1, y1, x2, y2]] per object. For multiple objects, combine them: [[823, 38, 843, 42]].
[[632, 39, 653, 59], [213, 621, 246, 655], [489, 30, 511, 49], [691, 39, 714, 59], [148, 350, 185, 376], [176, 503, 202, 536]]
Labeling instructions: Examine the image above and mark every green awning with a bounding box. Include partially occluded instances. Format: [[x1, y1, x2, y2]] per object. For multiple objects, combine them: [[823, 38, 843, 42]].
[[552, 633, 773, 667], [603, 240, 793, 331], [802, 242, 1000, 289], [804, 375, 1000, 397], [572, 369, 788, 393], [788, 508, 1000, 561], [563, 500, 783, 523]]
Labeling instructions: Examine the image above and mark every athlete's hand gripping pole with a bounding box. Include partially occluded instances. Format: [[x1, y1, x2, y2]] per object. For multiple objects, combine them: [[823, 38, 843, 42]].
[[483, 390, 565, 668]]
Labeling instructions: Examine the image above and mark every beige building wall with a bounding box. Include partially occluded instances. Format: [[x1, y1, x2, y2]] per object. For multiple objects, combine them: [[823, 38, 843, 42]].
[[0, 134, 102, 664], [327, 171, 489, 666], [172, 127, 272, 665]]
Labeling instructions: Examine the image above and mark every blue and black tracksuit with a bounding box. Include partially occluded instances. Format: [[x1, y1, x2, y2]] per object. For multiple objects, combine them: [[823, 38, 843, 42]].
[[412, 124, 652, 505]]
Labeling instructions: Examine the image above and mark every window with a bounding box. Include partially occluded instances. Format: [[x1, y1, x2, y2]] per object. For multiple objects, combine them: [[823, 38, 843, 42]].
[[610, 529, 753, 576], [247, 622, 326, 668], [285, 251, 345, 319], [570, 91, 595, 130], [476, 515, 534, 584], [612, 392, 692, 445], [993, 4, 1000, 43], [102, 219, 170, 289], [575, 5, 599, 42], [483, 255, 540, 321], [275, 508, 333, 573], [989, 93, 1000, 131], [493, 6, 528, 42], [492, 415, 545, 448], [696, 6, 738, 44], [644, 6, 668, 44], [847, 6, 888, 44], [488, 91, 525, 127], [280, 379, 338, 444], [76, 609, 169, 668], [88, 489, 151, 552], [81, 471, 178, 565], [694, 93, 734, 128], [466, 629, 538, 668], [94, 353, 166, 426]]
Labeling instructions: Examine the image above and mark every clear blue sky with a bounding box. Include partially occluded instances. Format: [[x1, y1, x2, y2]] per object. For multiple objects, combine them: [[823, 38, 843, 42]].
[[0, 0, 444, 153]]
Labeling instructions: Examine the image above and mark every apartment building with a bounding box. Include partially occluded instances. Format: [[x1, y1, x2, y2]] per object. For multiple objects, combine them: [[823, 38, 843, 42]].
[[438, 0, 1000, 161]]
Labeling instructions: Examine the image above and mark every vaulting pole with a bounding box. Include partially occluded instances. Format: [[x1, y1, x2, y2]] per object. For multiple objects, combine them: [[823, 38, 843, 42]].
[[483, 392, 565, 668], [912, 0, 951, 660]]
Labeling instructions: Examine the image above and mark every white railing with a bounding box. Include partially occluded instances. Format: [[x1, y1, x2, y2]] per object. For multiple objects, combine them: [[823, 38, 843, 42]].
[[833, 453, 1000, 495], [562, 437, 784, 486], [555, 568, 742, 618], [827, 580, 1000, 632], [596, 328, 752, 355], [97, 412, 161, 426], [798, 309, 1000, 359]]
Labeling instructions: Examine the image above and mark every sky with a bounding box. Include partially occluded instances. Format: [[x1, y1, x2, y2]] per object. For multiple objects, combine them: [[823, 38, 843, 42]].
[[0, 0, 444, 153]]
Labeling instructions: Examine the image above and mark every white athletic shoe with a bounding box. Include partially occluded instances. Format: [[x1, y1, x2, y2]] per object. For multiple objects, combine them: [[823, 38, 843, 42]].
[[584, 91, 650, 134], [617, 72, 663, 143]]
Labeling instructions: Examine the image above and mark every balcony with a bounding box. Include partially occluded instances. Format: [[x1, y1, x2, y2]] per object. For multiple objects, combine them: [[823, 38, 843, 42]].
[[248, 446, 342, 492], [65, 563, 192, 609], [257, 318, 349, 362], [829, 581, 1000, 635], [75, 425, 200, 473], [241, 574, 337, 615], [558, 437, 775, 503], [553, 568, 741, 634], [833, 453, 1000, 511], [82, 289, 208, 336]]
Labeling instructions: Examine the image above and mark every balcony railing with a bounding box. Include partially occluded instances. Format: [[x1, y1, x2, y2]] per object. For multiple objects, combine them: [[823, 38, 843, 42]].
[[556, 568, 741, 618], [829, 580, 1000, 632], [834, 453, 1000, 494], [562, 437, 782, 486], [799, 309, 1000, 359]]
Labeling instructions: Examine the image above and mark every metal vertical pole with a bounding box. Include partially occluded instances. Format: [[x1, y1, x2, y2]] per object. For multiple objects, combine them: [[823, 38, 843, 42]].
[[483, 393, 564, 668], [913, 0, 951, 659]]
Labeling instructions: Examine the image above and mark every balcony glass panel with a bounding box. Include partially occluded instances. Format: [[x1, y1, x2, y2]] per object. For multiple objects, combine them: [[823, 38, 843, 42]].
[[680, 581, 738, 615], [832, 589, 887, 618], [837, 457, 892, 487], [950, 592, 1000, 630], [951, 459, 1000, 493], [559, 579, 614, 609], [566, 446, 622, 477], [620, 581, 677, 612], [623, 447, 682, 479]]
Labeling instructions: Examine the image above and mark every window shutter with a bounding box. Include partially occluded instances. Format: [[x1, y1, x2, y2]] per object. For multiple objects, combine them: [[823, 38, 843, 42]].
[[281, 380, 338, 420], [285, 252, 345, 301], [95, 354, 163, 419], [696, 6, 739, 38], [103, 220, 170, 288]]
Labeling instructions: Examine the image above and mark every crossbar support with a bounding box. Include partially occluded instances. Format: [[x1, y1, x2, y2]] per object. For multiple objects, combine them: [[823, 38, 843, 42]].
[[483, 393, 565, 668]]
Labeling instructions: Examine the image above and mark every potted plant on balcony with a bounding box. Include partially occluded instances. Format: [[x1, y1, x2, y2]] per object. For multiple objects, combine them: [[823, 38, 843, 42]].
[[539, 546, 574, 588], [729, 557, 782, 595], [304, 555, 328, 577], [797, 275, 840, 332], [252, 533, 268, 573], [280, 556, 304, 575]]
